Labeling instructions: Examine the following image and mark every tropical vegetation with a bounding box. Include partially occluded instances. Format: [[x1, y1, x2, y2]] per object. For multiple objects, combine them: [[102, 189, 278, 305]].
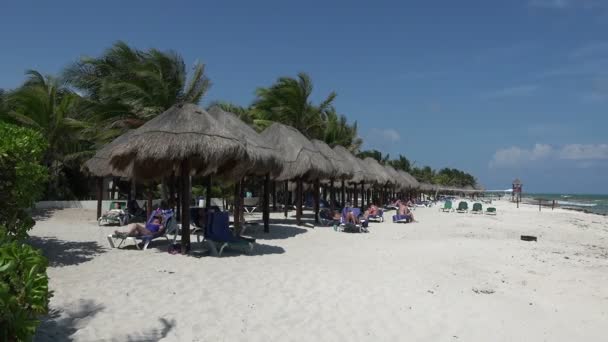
[[0, 122, 51, 341], [0, 41, 477, 201]]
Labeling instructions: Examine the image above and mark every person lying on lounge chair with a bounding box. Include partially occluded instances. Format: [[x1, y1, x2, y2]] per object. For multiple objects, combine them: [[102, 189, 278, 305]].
[[115, 214, 165, 238], [398, 202, 416, 222], [344, 203, 360, 224], [369, 204, 379, 216]]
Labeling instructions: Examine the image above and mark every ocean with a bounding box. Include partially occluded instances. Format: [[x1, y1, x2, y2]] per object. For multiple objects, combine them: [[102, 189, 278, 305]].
[[523, 193, 608, 216]]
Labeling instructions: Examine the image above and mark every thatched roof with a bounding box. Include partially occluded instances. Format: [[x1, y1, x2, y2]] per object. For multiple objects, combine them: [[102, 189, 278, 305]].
[[109, 103, 247, 180], [311, 140, 354, 180], [363, 157, 390, 185], [83, 130, 135, 178], [260, 123, 333, 181], [332, 145, 365, 183], [207, 106, 282, 179], [397, 170, 420, 189], [383, 165, 402, 187]]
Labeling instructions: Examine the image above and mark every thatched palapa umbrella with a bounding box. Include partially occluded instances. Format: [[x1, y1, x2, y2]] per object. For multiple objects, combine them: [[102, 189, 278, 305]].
[[110, 103, 247, 253], [83, 130, 136, 219], [208, 106, 283, 232], [332, 145, 364, 208], [260, 123, 333, 225], [357, 157, 389, 209], [311, 140, 354, 216], [382, 165, 402, 205]]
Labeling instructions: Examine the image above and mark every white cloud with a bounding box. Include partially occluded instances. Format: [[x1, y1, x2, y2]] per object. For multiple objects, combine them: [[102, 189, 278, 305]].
[[369, 128, 401, 143], [559, 144, 608, 159], [490, 143, 608, 167]]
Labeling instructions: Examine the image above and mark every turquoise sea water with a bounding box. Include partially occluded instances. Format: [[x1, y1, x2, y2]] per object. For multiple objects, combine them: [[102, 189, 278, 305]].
[[523, 193, 608, 215]]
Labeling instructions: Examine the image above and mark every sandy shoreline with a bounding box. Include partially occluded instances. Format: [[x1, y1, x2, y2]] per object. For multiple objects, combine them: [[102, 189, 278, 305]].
[[30, 199, 608, 341]]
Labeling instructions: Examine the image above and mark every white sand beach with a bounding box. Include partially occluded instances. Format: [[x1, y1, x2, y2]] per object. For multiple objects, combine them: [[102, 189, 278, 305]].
[[31, 200, 608, 341]]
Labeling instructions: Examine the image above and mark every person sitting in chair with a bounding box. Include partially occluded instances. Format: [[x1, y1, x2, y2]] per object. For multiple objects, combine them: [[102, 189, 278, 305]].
[[369, 204, 379, 216], [398, 202, 416, 222], [344, 203, 360, 224], [115, 214, 165, 238]]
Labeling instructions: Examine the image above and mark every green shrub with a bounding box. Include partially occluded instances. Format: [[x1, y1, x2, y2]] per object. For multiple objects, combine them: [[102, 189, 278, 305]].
[[0, 122, 47, 240], [0, 240, 50, 341], [0, 122, 51, 341]]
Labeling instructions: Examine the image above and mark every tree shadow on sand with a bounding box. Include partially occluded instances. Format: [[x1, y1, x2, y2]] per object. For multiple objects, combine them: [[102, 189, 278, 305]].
[[36, 299, 176, 341], [30, 208, 61, 222], [28, 236, 106, 267]]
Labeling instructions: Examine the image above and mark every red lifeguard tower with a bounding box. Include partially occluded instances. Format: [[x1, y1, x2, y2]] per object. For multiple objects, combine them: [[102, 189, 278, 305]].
[[512, 178, 522, 207]]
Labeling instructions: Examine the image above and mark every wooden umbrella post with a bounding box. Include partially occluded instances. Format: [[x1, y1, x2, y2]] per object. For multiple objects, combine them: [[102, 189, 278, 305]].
[[330, 179, 336, 212], [263, 174, 270, 233], [272, 181, 277, 211], [233, 181, 241, 232], [146, 184, 153, 219], [296, 178, 303, 225], [313, 178, 320, 224], [96, 177, 103, 220], [180, 159, 191, 254], [360, 181, 365, 211], [284, 180, 289, 219], [341, 179, 346, 208], [205, 175, 212, 209]]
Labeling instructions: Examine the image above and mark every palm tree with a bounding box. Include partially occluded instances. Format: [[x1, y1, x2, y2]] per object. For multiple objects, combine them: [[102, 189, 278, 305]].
[[322, 108, 362, 151], [253, 72, 336, 139], [64, 41, 211, 141], [7, 70, 87, 198]]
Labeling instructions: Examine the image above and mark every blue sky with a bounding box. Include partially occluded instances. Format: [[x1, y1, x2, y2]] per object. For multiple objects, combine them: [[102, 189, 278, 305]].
[[1, 0, 607, 193]]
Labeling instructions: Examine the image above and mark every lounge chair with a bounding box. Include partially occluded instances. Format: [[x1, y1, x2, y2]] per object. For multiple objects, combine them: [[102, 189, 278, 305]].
[[98, 201, 128, 226], [126, 200, 146, 223], [339, 207, 368, 233], [318, 208, 339, 227], [392, 214, 412, 223], [485, 207, 497, 215], [456, 201, 468, 213], [440, 200, 453, 212], [471, 202, 483, 214], [107, 209, 178, 250], [367, 209, 384, 222], [243, 197, 259, 214], [202, 211, 255, 256]]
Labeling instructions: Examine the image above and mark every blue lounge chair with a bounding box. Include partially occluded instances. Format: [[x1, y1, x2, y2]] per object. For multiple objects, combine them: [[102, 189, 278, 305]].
[[392, 214, 412, 223], [107, 208, 177, 250], [367, 208, 384, 222], [339, 207, 368, 233], [203, 211, 255, 256]]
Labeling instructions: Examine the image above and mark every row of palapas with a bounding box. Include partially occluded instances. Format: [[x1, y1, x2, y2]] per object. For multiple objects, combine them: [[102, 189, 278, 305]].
[[82, 103, 477, 251]]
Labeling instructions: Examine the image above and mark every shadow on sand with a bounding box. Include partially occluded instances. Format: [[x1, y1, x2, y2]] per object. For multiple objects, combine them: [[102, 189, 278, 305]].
[[245, 224, 310, 240], [30, 208, 61, 222], [36, 299, 175, 341], [28, 236, 106, 267]]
